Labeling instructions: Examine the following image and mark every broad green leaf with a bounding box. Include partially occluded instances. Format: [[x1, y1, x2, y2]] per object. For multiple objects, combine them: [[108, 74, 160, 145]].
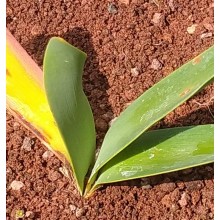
[[89, 46, 214, 185], [44, 38, 96, 194], [93, 124, 213, 189]]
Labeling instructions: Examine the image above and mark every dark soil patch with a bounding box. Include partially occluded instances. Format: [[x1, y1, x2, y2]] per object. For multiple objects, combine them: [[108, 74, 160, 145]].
[[6, 0, 214, 219]]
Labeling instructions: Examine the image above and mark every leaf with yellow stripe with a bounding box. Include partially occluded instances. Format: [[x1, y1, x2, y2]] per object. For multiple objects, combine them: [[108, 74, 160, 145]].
[[6, 30, 72, 181]]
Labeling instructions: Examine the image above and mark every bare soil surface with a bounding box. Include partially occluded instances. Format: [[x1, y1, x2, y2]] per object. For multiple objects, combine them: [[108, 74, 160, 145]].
[[6, 0, 214, 219]]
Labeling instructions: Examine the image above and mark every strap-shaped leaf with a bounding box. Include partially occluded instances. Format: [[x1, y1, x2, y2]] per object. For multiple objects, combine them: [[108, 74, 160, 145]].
[[89, 46, 214, 185], [6, 29, 71, 164], [92, 124, 213, 190], [44, 38, 96, 194]]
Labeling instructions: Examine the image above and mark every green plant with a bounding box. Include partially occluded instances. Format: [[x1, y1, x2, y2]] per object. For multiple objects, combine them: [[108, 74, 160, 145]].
[[43, 38, 214, 197]]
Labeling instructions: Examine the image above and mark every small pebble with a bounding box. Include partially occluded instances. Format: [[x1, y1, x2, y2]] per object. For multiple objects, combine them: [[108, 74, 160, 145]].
[[131, 67, 139, 77], [171, 204, 179, 211], [6, 168, 12, 174], [59, 166, 69, 178], [209, 212, 214, 218], [42, 150, 54, 159], [48, 170, 62, 182], [178, 192, 188, 207], [152, 13, 162, 25], [31, 25, 43, 36], [13, 122, 20, 130], [25, 211, 35, 218], [69, 204, 77, 212], [187, 24, 197, 34], [10, 180, 24, 190], [200, 32, 212, 39], [168, 0, 175, 11], [108, 3, 118, 14], [151, 59, 162, 70], [6, 7, 13, 16], [21, 137, 34, 151], [75, 207, 85, 218]]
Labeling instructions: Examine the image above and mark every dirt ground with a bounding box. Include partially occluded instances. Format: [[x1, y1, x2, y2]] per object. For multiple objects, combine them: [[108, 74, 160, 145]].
[[6, 0, 214, 219]]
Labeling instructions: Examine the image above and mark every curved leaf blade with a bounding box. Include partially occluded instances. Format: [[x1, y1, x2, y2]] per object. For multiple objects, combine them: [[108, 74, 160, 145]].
[[93, 125, 213, 188], [43, 38, 96, 194], [90, 46, 214, 183]]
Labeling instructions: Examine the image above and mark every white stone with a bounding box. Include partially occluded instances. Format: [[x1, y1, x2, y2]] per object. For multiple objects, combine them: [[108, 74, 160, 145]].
[[131, 67, 139, 77], [200, 32, 212, 39], [10, 180, 24, 190], [187, 24, 198, 34], [69, 204, 77, 212], [59, 166, 69, 178], [151, 59, 162, 70], [21, 137, 33, 151], [42, 150, 54, 159], [152, 13, 162, 24]]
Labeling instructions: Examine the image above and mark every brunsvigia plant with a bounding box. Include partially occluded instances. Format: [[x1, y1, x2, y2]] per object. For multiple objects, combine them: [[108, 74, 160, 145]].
[[6, 29, 214, 197]]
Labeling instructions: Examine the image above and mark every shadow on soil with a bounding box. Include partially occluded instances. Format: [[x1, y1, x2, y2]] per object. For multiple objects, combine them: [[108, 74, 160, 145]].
[[163, 103, 214, 127], [26, 27, 114, 146]]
